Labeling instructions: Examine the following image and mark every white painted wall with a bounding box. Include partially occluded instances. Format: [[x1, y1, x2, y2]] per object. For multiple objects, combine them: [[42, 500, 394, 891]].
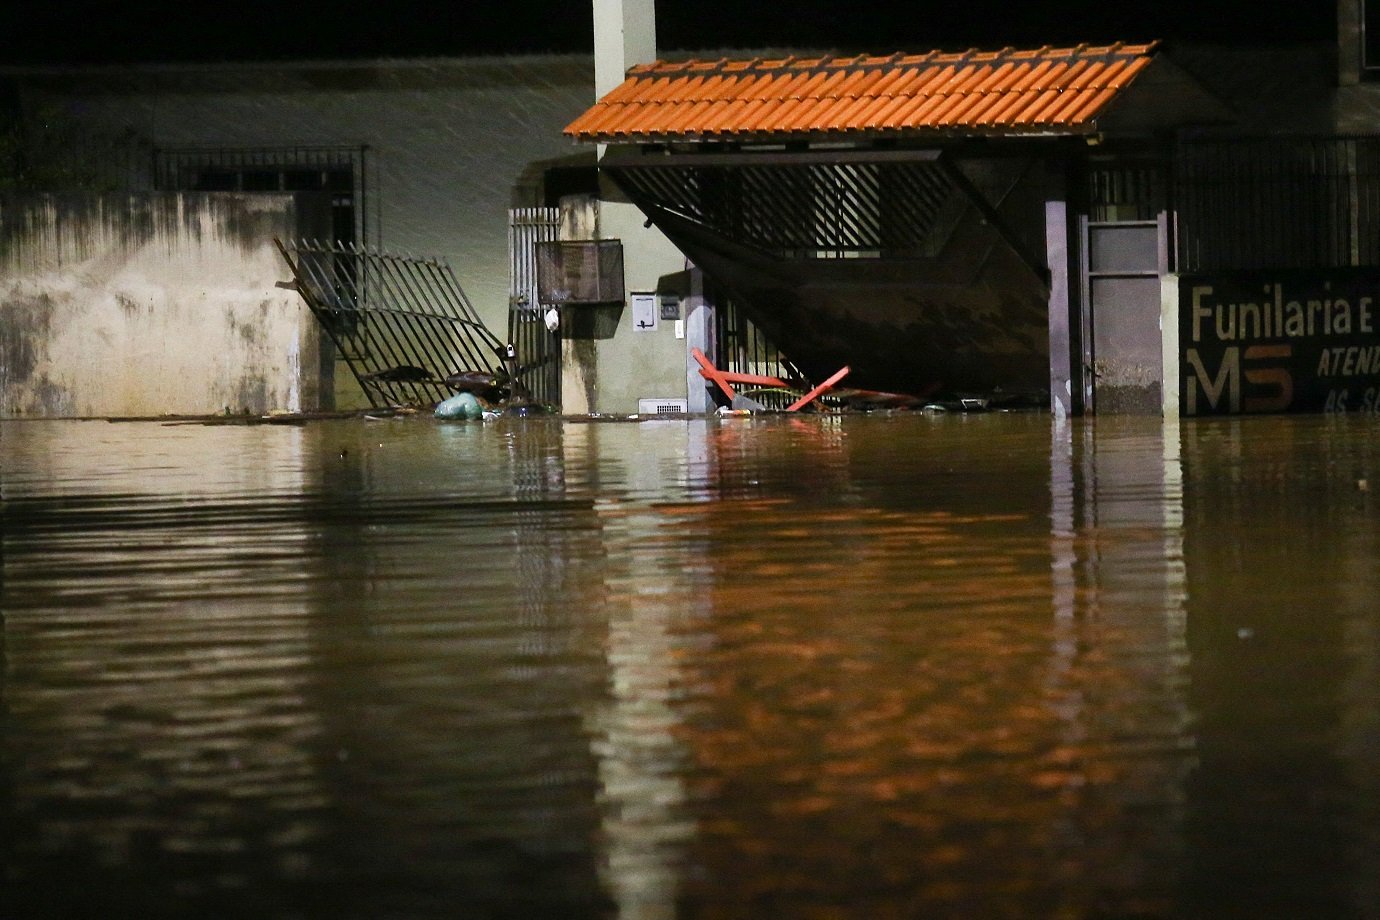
[[1, 192, 328, 417], [1161, 274, 1180, 418], [597, 203, 697, 412]]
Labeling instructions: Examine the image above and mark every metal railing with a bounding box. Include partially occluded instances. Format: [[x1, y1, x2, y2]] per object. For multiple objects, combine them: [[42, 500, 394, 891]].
[[1175, 136, 1380, 272], [609, 157, 967, 259], [713, 297, 805, 395]]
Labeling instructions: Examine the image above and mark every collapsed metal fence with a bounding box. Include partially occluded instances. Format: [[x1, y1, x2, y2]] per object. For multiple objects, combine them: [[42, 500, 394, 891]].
[[276, 239, 508, 408]]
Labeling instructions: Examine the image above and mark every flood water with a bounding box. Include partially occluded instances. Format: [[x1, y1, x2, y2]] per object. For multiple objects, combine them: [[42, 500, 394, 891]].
[[2, 411, 1378, 920]]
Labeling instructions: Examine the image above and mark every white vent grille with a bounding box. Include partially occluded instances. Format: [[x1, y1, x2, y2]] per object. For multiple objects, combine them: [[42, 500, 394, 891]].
[[638, 398, 688, 416]]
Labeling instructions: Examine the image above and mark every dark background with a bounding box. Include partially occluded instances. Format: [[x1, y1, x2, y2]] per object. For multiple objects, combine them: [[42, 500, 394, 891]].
[[0, 1, 1338, 67]]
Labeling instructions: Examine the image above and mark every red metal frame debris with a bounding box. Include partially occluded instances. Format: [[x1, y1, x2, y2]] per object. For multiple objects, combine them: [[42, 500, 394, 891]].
[[691, 348, 849, 412]]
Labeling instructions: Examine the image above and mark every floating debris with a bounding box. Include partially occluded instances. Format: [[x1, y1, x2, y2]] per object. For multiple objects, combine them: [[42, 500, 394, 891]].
[[435, 392, 486, 420], [443, 369, 505, 401], [364, 365, 433, 383], [924, 396, 990, 413]]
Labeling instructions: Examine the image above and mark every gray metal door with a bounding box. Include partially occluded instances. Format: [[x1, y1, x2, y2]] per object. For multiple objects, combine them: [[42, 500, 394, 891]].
[[1080, 214, 1169, 413]]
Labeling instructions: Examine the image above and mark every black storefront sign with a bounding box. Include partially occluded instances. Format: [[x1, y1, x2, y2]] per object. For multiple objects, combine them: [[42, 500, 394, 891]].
[[1180, 269, 1380, 416]]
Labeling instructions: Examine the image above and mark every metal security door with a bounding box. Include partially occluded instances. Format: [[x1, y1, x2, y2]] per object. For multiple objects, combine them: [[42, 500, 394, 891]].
[[1080, 214, 1169, 414], [508, 207, 561, 408]]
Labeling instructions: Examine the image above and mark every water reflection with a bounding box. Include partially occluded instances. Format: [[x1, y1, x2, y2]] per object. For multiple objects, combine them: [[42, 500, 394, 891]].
[[565, 421, 707, 920], [2, 413, 1378, 919], [2, 421, 330, 917], [295, 420, 611, 920], [659, 416, 1193, 918], [1179, 417, 1380, 920], [2, 419, 613, 919], [1046, 418, 1193, 918]]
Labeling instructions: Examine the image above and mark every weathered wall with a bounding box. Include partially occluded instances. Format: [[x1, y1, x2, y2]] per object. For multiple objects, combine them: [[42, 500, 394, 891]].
[[1336, 66, 1380, 131], [1, 192, 330, 417], [14, 57, 598, 344], [6, 56, 768, 416]]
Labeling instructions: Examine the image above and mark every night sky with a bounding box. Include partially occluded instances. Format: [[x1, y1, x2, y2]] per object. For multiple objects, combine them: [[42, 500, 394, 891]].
[[0, 0, 1337, 67]]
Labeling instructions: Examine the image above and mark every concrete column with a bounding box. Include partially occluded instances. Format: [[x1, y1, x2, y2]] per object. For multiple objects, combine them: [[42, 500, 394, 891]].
[[559, 195, 601, 416], [1340, 0, 1362, 87], [684, 264, 713, 414], [1161, 274, 1181, 418], [593, 0, 656, 98], [1046, 200, 1077, 418]]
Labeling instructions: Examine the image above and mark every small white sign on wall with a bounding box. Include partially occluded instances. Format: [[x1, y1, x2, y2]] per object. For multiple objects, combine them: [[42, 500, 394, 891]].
[[631, 291, 658, 331]]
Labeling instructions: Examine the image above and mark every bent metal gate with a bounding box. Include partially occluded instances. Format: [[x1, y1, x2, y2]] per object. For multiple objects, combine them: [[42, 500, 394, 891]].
[[1180, 269, 1380, 415]]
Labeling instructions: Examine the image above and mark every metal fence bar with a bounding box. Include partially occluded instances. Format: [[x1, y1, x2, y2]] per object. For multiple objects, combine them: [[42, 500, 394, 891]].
[[431, 256, 503, 361], [356, 244, 450, 405], [424, 257, 498, 375], [404, 259, 481, 377], [276, 239, 373, 401], [348, 246, 429, 404], [436, 256, 490, 328], [710, 297, 802, 395], [390, 253, 456, 401]]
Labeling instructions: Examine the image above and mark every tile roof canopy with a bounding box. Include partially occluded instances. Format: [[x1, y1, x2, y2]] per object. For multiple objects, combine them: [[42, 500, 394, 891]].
[[565, 42, 1159, 143]]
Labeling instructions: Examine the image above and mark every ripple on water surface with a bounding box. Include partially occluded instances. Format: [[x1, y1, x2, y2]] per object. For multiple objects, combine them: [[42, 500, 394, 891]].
[[2, 413, 1378, 918]]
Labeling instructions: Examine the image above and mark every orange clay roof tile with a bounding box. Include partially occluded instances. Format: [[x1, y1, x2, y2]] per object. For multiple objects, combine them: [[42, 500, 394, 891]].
[[565, 41, 1159, 142]]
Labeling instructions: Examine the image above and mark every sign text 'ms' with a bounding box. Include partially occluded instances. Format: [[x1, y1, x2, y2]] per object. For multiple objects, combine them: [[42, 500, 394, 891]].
[[1180, 269, 1380, 415]]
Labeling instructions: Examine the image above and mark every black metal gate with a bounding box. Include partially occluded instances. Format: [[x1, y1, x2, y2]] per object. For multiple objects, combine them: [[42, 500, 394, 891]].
[[276, 239, 507, 408], [1175, 136, 1380, 272], [713, 296, 804, 387]]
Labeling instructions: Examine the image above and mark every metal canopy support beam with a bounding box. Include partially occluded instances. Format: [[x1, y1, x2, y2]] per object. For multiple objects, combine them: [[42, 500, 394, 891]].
[[939, 156, 1051, 291], [599, 148, 944, 169]]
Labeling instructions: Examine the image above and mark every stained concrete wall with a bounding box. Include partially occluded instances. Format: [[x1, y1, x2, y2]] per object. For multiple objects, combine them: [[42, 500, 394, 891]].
[[1336, 0, 1380, 132], [9, 57, 599, 348], [0, 192, 330, 417]]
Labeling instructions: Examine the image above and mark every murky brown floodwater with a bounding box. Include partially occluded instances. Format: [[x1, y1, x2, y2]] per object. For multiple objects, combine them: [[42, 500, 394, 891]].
[[2, 411, 1378, 920]]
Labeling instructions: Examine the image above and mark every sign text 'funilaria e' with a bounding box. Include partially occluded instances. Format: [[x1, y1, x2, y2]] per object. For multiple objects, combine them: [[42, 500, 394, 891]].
[[1181, 271, 1380, 415]]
